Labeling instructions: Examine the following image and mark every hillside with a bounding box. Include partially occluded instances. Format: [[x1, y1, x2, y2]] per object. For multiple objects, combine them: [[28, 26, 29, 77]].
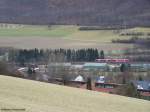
[[0, 75, 150, 112], [0, 0, 150, 26]]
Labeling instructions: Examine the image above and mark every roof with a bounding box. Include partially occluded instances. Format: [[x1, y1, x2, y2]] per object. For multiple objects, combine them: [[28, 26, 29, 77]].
[[18, 67, 28, 72], [83, 63, 107, 67], [74, 75, 85, 82], [71, 65, 83, 69], [131, 64, 150, 68]]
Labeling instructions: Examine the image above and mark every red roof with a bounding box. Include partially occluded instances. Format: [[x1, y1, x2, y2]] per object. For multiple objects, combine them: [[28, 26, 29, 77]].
[[140, 92, 150, 97]]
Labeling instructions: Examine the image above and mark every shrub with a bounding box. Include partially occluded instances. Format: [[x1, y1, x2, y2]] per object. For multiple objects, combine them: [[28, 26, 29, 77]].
[[0, 61, 9, 75], [115, 83, 141, 98]]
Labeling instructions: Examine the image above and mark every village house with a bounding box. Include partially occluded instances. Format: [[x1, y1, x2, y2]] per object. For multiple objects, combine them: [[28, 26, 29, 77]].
[[132, 80, 150, 97]]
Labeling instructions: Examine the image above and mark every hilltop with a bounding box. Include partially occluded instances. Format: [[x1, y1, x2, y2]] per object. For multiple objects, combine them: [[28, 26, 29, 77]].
[[0, 0, 150, 26], [0, 75, 150, 112]]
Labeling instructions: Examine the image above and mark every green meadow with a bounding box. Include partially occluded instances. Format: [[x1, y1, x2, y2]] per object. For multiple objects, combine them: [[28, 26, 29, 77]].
[[0, 24, 149, 42]]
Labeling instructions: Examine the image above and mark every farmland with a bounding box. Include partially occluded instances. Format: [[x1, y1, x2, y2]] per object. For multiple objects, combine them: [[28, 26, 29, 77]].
[[0, 75, 150, 112], [1, 24, 149, 41], [0, 24, 147, 50]]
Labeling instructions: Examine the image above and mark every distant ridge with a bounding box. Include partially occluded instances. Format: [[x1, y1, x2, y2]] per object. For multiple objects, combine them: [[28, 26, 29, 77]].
[[0, 0, 150, 27]]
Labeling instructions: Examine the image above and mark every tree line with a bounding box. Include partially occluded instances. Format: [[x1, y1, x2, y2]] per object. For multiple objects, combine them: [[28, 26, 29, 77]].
[[9, 48, 105, 65]]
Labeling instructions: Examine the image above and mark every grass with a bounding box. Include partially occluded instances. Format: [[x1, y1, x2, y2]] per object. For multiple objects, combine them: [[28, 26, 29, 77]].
[[0, 24, 149, 49], [0, 25, 77, 38], [0, 24, 150, 42], [129, 27, 150, 33], [0, 75, 150, 112], [65, 30, 121, 42]]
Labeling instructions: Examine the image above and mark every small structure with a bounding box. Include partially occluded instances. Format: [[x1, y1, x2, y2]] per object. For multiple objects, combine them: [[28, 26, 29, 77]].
[[71, 64, 83, 69], [132, 80, 150, 98], [83, 63, 108, 71], [74, 75, 85, 82], [132, 81, 150, 92], [95, 76, 123, 93], [17, 67, 28, 78], [67, 75, 86, 88], [108, 64, 120, 71], [96, 76, 105, 83], [18, 67, 28, 72], [95, 82, 122, 89], [130, 63, 147, 72], [130, 64, 150, 72]]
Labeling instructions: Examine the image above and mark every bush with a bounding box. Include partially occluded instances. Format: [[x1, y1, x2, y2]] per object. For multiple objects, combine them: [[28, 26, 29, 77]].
[[115, 83, 141, 98], [0, 61, 9, 75], [0, 61, 23, 78]]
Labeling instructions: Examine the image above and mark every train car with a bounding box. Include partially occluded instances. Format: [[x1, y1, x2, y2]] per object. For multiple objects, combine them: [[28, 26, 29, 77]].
[[96, 58, 129, 63]]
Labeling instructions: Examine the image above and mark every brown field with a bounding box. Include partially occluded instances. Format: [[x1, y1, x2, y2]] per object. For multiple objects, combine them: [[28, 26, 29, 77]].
[[0, 24, 138, 50], [0, 36, 133, 50]]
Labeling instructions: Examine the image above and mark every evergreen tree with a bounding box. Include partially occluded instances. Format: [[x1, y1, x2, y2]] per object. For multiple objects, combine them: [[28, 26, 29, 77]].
[[100, 50, 105, 59], [120, 64, 126, 72], [27, 67, 33, 75], [87, 77, 92, 90], [16, 48, 103, 63], [138, 75, 143, 81]]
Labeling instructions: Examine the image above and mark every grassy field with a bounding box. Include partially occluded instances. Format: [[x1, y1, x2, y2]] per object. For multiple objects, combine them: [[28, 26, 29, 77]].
[[0, 75, 150, 112], [129, 27, 150, 33], [0, 25, 77, 37], [0, 24, 149, 42], [0, 24, 120, 42], [0, 24, 149, 49]]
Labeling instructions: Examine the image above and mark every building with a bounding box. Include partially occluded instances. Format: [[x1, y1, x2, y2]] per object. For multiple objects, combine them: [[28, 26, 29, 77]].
[[83, 63, 108, 71], [132, 80, 150, 99], [96, 76, 105, 83], [130, 64, 150, 72], [74, 75, 85, 82], [94, 76, 123, 93], [132, 81, 150, 92]]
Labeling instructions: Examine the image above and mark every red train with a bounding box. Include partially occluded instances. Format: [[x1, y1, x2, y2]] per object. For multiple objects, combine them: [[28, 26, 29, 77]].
[[95, 58, 129, 63]]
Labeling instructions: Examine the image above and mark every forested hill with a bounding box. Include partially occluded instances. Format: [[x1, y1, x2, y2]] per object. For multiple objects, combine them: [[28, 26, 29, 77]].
[[0, 0, 150, 26]]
